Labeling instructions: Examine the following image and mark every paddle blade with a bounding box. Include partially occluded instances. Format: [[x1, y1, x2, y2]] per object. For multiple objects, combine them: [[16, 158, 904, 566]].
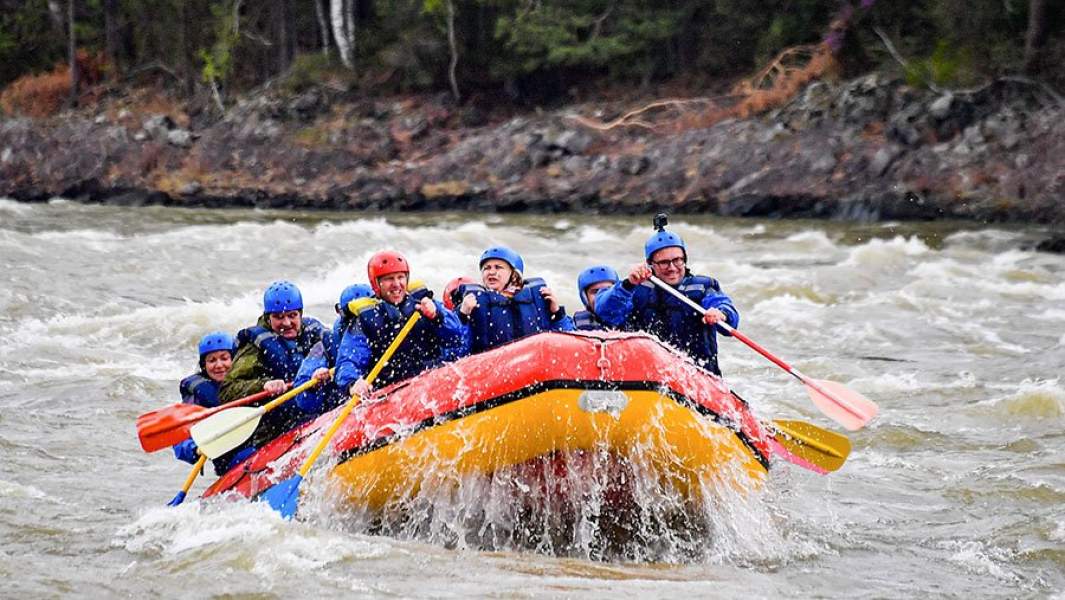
[[261, 475, 303, 520], [772, 419, 851, 473], [137, 403, 209, 452], [805, 378, 878, 431], [190, 407, 262, 459], [167, 491, 188, 506]]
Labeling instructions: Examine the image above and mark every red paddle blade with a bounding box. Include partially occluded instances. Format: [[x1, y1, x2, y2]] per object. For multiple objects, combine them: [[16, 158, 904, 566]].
[[805, 378, 878, 431], [136, 403, 207, 452]]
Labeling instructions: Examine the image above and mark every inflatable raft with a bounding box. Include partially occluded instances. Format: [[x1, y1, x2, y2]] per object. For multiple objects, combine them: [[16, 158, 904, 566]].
[[202, 330, 773, 509]]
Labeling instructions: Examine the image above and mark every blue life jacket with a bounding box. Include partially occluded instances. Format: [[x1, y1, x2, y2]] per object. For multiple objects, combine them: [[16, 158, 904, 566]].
[[572, 310, 608, 331], [235, 316, 331, 448], [179, 373, 221, 408], [330, 314, 350, 365], [341, 295, 460, 388], [597, 274, 738, 375], [459, 278, 573, 353]]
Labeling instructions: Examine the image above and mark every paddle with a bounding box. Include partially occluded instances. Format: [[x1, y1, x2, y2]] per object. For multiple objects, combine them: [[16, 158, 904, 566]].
[[190, 374, 330, 459], [262, 312, 422, 519], [769, 419, 850, 473], [137, 389, 277, 453], [648, 275, 878, 431], [167, 453, 207, 506]]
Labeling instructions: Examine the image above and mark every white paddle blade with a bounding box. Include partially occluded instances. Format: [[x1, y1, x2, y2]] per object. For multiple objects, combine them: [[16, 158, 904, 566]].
[[190, 407, 263, 458], [805, 378, 879, 431]]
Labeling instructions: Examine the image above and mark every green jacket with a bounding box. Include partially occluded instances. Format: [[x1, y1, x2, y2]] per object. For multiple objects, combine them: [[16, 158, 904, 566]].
[[218, 315, 274, 404]]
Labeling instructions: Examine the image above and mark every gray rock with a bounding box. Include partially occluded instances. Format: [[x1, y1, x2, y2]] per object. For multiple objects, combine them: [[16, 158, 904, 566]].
[[929, 93, 954, 119], [167, 129, 192, 147], [1015, 153, 1030, 169], [133, 131, 148, 142], [1, 147, 10, 163], [614, 155, 650, 176], [812, 153, 837, 174], [870, 146, 902, 176], [953, 142, 972, 156], [143, 114, 175, 140], [178, 181, 202, 195]]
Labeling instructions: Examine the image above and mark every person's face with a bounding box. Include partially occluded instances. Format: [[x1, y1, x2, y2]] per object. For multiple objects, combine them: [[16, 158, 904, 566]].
[[203, 350, 233, 382], [481, 259, 514, 292], [584, 280, 614, 313], [378, 272, 409, 304], [268, 309, 302, 340], [649, 247, 686, 285]]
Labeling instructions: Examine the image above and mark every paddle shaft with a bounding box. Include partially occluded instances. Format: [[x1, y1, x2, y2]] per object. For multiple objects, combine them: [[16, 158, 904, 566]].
[[195, 375, 327, 448], [295, 313, 421, 479], [647, 275, 866, 421], [175, 454, 207, 499]]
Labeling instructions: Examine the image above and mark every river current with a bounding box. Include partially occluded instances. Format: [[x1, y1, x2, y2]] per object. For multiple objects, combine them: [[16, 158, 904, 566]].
[[1, 198, 1063, 598]]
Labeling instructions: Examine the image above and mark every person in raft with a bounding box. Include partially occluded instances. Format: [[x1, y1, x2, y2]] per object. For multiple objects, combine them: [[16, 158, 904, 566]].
[[454, 246, 574, 354], [171, 331, 254, 474], [572, 265, 620, 331], [595, 217, 739, 375], [335, 251, 464, 399], [219, 280, 333, 451], [292, 283, 375, 416]]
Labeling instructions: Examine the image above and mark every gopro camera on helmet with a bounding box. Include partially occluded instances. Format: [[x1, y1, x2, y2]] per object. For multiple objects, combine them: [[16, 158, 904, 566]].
[[653, 213, 668, 232]]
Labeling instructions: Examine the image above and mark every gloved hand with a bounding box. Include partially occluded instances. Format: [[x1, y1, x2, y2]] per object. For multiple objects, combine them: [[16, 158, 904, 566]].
[[172, 439, 199, 464]]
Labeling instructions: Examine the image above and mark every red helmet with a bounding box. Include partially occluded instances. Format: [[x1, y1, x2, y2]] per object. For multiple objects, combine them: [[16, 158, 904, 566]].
[[367, 250, 410, 296], [442, 276, 476, 310]]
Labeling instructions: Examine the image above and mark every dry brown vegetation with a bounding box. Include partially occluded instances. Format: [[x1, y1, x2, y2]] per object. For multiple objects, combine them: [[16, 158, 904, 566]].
[[0, 51, 106, 118], [570, 41, 839, 134]]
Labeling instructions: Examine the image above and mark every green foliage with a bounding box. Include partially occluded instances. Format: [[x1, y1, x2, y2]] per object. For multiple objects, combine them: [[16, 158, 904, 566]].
[[281, 52, 356, 94], [493, 2, 680, 78], [904, 39, 976, 88], [199, 2, 240, 89], [0, 0, 66, 87]]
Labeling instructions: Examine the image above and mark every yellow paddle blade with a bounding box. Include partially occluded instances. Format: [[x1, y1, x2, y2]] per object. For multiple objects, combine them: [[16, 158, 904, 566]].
[[190, 406, 262, 459], [772, 419, 851, 473]]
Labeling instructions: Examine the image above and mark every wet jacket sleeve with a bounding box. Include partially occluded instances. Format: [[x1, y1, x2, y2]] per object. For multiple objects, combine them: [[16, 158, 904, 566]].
[[549, 308, 575, 332], [435, 303, 470, 361], [594, 281, 636, 327], [334, 321, 373, 393], [699, 282, 739, 335], [218, 344, 270, 403], [294, 343, 328, 414]]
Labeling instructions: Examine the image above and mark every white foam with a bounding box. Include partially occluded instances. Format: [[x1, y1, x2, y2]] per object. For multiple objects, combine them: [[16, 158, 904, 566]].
[[0, 479, 51, 500], [841, 236, 931, 269], [0, 198, 34, 215], [939, 539, 1021, 584]]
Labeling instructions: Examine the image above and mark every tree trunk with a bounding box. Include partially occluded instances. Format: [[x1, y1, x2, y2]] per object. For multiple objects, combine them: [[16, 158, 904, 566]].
[[1023, 0, 1049, 74], [315, 0, 332, 56], [103, 0, 120, 76], [446, 0, 460, 102], [67, 0, 79, 108], [331, 0, 353, 68], [179, 0, 195, 97], [277, 0, 291, 74]]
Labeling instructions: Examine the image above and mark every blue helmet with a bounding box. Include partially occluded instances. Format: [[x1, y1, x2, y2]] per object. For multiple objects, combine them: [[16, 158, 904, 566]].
[[263, 280, 303, 313], [576, 265, 619, 310], [644, 230, 686, 261], [337, 283, 374, 313], [479, 246, 525, 275], [198, 331, 235, 358]]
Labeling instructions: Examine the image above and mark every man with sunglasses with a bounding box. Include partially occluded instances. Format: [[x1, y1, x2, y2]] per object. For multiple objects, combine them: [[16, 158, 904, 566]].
[[595, 220, 739, 375]]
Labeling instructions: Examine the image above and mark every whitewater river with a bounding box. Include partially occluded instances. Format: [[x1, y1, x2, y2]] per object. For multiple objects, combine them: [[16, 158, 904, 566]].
[[1, 198, 1063, 598]]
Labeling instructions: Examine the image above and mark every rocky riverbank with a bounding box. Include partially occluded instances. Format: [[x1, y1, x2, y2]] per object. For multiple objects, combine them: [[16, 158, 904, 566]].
[[2, 73, 1063, 234]]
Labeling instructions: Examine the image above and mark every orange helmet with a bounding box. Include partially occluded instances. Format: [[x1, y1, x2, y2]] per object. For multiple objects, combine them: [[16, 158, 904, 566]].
[[367, 250, 410, 296], [442, 276, 476, 310]]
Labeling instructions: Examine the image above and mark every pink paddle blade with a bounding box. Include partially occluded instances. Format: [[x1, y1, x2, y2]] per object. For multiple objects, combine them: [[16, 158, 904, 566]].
[[805, 378, 878, 431]]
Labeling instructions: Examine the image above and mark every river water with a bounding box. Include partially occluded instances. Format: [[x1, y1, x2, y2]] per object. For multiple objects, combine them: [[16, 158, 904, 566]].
[[1, 198, 1062, 598]]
